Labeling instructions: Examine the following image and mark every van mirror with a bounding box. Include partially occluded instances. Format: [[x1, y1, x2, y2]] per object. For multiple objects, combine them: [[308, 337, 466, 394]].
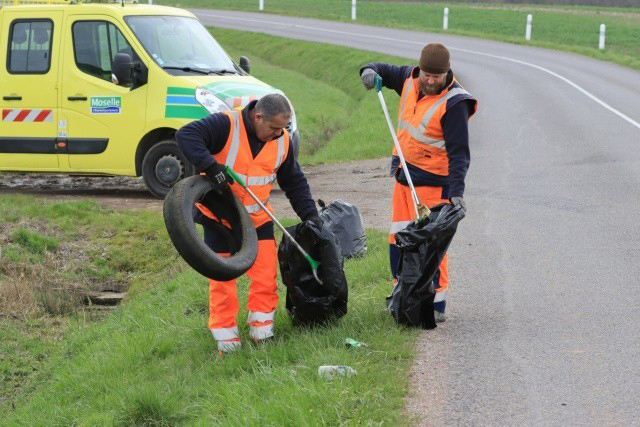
[[239, 56, 250, 74], [112, 53, 133, 86], [131, 61, 148, 90]]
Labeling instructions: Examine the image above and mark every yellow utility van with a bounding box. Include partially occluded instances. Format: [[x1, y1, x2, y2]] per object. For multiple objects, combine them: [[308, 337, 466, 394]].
[[0, 0, 299, 197]]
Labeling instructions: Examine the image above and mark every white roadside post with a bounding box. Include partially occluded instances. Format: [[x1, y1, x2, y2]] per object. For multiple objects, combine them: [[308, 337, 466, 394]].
[[259, 0, 264, 11], [525, 14, 532, 41], [148, 0, 152, 4], [599, 24, 606, 50], [352, 0, 356, 21], [443, 7, 449, 30]]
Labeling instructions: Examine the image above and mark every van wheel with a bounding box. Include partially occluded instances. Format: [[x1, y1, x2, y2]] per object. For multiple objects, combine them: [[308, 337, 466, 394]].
[[142, 140, 196, 199]]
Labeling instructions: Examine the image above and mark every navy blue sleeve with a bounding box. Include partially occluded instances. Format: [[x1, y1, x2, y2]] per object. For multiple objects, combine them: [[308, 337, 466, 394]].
[[442, 100, 473, 198], [276, 142, 317, 221], [175, 113, 231, 172], [360, 63, 413, 96]]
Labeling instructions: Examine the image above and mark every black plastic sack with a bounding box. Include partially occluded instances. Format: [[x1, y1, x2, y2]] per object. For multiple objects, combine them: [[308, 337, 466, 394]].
[[318, 199, 367, 259], [278, 221, 348, 326], [386, 203, 465, 329]]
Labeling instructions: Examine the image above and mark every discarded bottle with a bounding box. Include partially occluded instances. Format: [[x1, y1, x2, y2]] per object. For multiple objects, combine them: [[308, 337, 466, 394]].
[[317, 365, 357, 379], [344, 338, 367, 348]]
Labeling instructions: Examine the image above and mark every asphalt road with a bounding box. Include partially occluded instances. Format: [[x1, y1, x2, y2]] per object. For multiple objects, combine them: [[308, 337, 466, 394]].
[[193, 10, 640, 425]]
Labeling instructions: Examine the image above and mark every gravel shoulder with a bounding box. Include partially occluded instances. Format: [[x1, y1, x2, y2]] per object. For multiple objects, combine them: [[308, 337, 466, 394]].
[[0, 158, 393, 230]]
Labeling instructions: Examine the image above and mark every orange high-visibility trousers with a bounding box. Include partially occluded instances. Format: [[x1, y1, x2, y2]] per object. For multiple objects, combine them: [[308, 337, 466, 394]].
[[389, 182, 450, 300], [208, 239, 278, 330]]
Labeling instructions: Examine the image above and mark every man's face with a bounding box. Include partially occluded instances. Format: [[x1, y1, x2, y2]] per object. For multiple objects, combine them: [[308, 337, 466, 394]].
[[418, 70, 448, 95], [254, 113, 290, 142]]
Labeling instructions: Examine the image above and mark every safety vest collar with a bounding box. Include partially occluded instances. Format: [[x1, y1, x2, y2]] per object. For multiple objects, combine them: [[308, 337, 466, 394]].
[[224, 110, 287, 173]]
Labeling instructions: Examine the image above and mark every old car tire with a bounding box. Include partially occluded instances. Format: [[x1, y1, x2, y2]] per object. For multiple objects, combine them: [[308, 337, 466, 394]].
[[163, 175, 258, 281], [142, 140, 196, 199]]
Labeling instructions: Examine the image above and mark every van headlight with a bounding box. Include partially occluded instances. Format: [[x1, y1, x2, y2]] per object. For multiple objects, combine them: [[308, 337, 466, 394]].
[[195, 87, 230, 113]]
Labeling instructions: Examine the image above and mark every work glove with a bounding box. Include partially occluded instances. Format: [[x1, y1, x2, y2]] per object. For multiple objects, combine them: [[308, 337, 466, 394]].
[[204, 163, 231, 193], [450, 196, 467, 213], [304, 213, 324, 229], [360, 68, 378, 90]]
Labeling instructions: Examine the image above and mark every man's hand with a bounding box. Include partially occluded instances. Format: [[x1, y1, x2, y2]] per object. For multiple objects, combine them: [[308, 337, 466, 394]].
[[205, 163, 231, 193], [304, 213, 324, 229], [360, 68, 378, 90], [450, 196, 467, 212]]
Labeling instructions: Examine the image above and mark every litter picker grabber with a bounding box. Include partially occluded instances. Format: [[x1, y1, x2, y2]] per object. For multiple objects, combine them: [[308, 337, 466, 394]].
[[225, 166, 323, 285], [374, 75, 431, 222]]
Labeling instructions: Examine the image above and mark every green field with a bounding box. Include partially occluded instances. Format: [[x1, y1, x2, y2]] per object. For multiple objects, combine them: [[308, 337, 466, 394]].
[[157, 0, 640, 70]]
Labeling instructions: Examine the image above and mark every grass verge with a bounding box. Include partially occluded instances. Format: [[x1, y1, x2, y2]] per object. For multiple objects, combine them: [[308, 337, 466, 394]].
[[5, 222, 417, 425], [159, 0, 640, 71], [0, 194, 186, 415]]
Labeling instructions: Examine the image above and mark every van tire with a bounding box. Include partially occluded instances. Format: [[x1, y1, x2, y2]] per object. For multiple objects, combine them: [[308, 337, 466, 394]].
[[163, 175, 258, 281], [142, 140, 196, 199]]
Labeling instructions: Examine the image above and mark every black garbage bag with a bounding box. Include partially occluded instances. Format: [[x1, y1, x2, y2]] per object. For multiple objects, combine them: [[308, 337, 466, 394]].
[[386, 203, 465, 329], [318, 199, 367, 259], [278, 221, 348, 326]]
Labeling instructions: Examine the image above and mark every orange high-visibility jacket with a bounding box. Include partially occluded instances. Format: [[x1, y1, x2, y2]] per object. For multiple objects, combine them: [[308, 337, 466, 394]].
[[394, 73, 477, 176], [213, 110, 289, 228]]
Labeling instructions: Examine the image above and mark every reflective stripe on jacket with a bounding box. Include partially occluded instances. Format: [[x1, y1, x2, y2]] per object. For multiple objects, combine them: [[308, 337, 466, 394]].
[[395, 68, 477, 176], [213, 110, 289, 228]]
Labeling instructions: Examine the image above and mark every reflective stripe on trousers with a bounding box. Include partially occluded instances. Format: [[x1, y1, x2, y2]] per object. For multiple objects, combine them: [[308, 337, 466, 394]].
[[247, 310, 275, 341], [211, 326, 241, 352], [244, 203, 264, 214], [434, 289, 447, 302]]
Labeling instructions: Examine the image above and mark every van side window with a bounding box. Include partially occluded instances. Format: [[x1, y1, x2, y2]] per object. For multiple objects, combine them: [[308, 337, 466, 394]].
[[8, 20, 53, 74], [72, 21, 139, 85]]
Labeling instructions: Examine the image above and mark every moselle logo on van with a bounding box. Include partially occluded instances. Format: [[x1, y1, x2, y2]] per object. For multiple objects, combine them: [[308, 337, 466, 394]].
[[91, 96, 122, 114]]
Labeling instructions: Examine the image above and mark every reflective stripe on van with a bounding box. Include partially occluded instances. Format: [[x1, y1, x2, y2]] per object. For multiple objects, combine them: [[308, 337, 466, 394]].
[[2, 109, 53, 122]]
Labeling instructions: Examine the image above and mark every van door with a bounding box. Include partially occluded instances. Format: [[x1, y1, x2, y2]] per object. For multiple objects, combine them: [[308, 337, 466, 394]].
[[60, 15, 147, 174], [0, 12, 62, 171]]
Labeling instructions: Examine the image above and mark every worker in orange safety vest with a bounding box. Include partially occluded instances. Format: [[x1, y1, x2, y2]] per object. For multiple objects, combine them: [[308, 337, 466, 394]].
[[176, 94, 321, 354], [360, 43, 478, 323]]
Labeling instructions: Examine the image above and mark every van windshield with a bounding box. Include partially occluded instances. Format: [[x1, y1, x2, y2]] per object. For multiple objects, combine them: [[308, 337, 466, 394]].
[[124, 15, 238, 74]]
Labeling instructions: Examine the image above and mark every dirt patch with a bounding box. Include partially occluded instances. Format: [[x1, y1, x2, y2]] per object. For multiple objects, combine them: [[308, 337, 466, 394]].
[[0, 158, 394, 230], [0, 174, 162, 212]]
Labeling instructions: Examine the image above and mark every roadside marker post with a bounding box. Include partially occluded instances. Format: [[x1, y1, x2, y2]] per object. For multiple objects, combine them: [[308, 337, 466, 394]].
[[352, 0, 356, 21], [599, 24, 606, 50], [525, 14, 532, 41], [443, 7, 449, 30], [259, 0, 264, 11]]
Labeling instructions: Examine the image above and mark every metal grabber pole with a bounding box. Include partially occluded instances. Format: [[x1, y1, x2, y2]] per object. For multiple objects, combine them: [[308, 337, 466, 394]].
[[225, 166, 323, 284], [374, 75, 430, 221]]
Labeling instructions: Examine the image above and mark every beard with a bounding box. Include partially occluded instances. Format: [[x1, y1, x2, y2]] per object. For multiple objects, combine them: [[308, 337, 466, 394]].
[[420, 80, 445, 95]]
